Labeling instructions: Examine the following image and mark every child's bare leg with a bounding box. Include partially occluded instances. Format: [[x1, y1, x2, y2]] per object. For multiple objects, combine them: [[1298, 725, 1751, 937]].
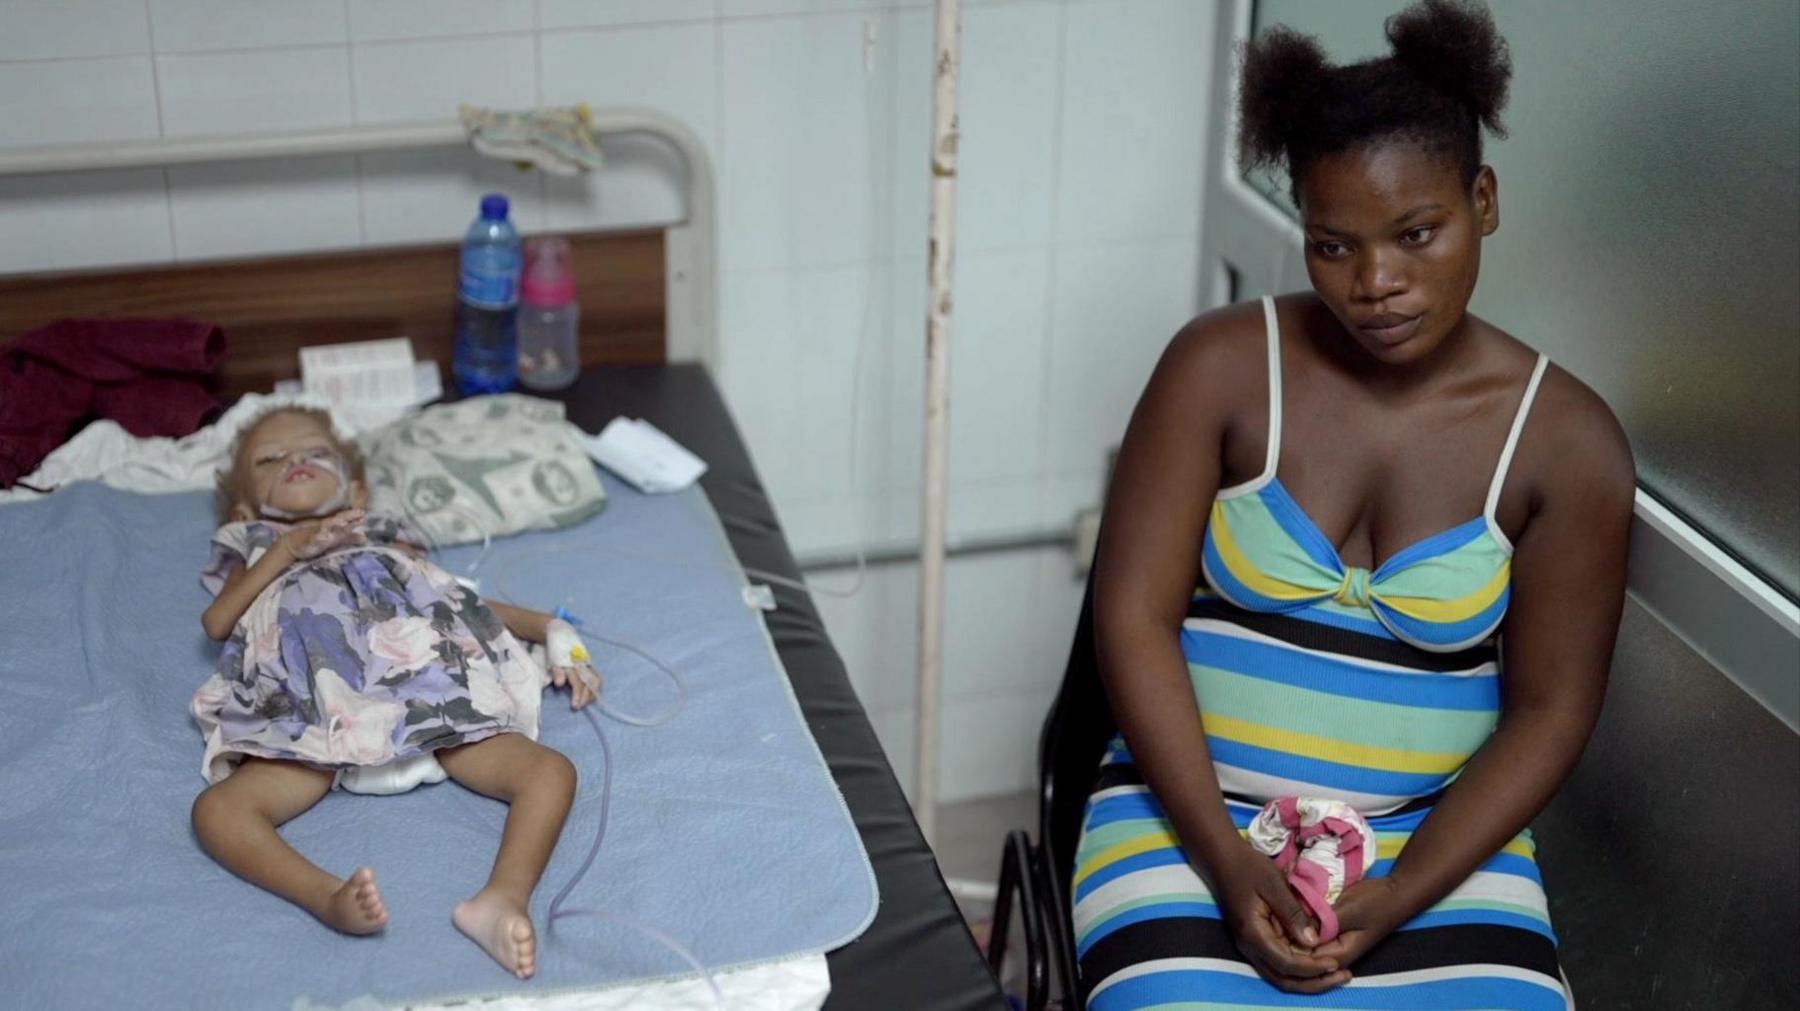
[[190, 757, 388, 934], [437, 733, 577, 979]]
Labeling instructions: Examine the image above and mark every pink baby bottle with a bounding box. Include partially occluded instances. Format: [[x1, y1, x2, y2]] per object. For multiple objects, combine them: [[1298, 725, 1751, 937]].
[[517, 236, 580, 391]]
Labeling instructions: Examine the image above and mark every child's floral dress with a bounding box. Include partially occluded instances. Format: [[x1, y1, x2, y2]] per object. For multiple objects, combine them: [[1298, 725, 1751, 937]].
[[193, 514, 541, 784]]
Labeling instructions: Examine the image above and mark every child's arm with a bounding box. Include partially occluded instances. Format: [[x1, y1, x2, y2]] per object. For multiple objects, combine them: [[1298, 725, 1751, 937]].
[[486, 600, 553, 643], [484, 599, 601, 710], [201, 510, 365, 640], [202, 544, 290, 640]]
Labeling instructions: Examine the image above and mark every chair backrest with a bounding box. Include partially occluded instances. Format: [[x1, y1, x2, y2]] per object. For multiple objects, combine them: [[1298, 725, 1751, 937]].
[[1035, 571, 1117, 948]]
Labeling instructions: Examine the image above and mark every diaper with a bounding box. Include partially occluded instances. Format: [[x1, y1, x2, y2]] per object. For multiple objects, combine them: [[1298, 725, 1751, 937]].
[[336, 754, 447, 796]]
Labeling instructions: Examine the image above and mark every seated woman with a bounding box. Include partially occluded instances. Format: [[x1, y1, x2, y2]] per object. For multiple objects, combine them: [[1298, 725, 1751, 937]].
[[1074, 1, 1633, 1008]]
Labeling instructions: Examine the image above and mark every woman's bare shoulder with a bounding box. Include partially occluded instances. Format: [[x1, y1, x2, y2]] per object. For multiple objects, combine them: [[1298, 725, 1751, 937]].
[[1456, 312, 1633, 516], [1516, 357, 1636, 515], [1154, 298, 1274, 396]]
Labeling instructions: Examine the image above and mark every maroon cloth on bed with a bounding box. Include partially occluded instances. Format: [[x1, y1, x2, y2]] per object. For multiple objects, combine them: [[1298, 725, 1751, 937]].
[[0, 318, 225, 488]]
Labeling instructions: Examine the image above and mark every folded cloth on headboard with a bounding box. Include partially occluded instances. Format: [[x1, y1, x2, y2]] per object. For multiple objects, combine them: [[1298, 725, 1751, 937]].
[[0, 318, 225, 488]]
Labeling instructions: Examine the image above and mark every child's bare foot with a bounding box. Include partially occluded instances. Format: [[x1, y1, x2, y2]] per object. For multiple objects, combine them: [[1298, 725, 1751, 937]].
[[453, 890, 538, 979], [320, 867, 388, 934]]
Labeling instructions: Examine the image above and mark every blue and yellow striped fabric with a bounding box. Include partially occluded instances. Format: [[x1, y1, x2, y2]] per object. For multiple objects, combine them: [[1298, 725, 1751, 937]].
[[1072, 594, 1568, 1010], [1179, 591, 1500, 813], [1070, 295, 1566, 1009], [1202, 476, 1514, 653]]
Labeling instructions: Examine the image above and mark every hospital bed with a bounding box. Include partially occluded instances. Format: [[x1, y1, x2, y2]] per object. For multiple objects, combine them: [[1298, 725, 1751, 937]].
[[0, 156, 1005, 1006]]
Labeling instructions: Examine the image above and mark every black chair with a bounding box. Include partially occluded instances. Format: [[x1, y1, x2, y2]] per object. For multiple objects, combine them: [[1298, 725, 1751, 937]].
[[986, 572, 1116, 1010]]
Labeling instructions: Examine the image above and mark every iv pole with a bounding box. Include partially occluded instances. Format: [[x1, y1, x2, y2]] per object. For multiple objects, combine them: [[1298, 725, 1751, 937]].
[[914, 0, 962, 846]]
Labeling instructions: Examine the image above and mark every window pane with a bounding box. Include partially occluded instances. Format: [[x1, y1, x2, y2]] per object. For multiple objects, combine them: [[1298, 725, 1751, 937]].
[[1247, 0, 1800, 597]]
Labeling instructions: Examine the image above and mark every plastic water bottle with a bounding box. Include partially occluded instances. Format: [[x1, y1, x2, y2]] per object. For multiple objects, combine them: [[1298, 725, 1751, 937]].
[[453, 193, 522, 395], [517, 236, 581, 391]]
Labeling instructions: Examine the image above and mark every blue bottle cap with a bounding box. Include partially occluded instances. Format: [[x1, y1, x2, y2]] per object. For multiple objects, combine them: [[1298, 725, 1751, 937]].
[[479, 194, 509, 220]]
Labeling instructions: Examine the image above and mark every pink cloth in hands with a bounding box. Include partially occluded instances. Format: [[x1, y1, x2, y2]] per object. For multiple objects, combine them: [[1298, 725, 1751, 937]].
[[1246, 796, 1377, 943]]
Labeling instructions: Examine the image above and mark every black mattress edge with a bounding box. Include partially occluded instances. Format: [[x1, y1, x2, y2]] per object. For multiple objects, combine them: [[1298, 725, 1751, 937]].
[[554, 364, 1007, 1011]]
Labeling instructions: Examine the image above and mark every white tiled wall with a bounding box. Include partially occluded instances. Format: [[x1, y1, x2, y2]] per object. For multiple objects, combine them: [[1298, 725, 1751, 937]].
[[816, 545, 1088, 804], [0, 58, 160, 147], [149, 1, 349, 53], [0, 1, 151, 62], [0, 0, 1216, 803]]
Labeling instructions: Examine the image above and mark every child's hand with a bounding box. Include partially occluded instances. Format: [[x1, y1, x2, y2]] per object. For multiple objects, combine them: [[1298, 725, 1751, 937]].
[[280, 508, 367, 561], [556, 662, 603, 710], [545, 618, 603, 710]]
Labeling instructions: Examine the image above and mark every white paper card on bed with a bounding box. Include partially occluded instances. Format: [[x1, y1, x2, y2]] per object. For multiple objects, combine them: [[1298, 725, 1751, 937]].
[[583, 417, 707, 493], [410, 360, 443, 405], [275, 360, 442, 406], [299, 337, 418, 408]]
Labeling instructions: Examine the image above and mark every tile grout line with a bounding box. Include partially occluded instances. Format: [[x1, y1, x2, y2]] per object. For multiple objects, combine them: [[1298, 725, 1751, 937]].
[[710, 6, 729, 378], [532, 0, 545, 108], [861, 680, 1062, 728], [160, 168, 179, 264], [534, 0, 549, 226], [1034, 0, 1072, 529], [142, 0, 164, 137], [717, 230, 1202, 281], [0, 3, 1071, 67], [344, 0, 367, 246], [142, 0, 181, 263], [876, 3, 903, 526]]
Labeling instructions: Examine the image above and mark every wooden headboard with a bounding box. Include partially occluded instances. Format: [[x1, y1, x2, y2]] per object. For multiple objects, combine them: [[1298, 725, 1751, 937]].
[[0, 228, 666, 398]]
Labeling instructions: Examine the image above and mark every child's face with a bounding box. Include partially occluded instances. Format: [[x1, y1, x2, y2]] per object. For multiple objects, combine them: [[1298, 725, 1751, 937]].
[[237, 412, 352, 520]]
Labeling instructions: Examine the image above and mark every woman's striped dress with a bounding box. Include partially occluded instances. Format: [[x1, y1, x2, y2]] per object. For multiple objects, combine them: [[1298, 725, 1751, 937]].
[[1072, 297, 1570, 1010]]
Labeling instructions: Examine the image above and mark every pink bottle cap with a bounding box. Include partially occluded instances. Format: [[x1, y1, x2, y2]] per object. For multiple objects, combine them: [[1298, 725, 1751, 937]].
[[521, 236, 576, 306]]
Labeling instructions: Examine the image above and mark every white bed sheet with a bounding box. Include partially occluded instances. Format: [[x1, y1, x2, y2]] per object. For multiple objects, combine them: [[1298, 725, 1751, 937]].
[[292, 956, 831, 1011]]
